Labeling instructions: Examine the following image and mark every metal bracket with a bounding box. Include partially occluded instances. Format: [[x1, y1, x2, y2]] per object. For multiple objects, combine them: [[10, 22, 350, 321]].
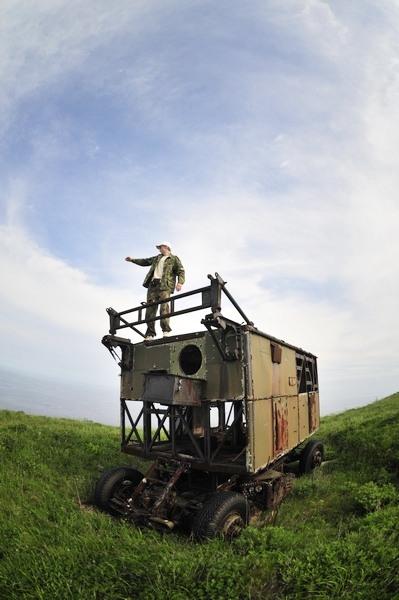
[[201, 314, 242, 361], [102, 335, 134, 370]]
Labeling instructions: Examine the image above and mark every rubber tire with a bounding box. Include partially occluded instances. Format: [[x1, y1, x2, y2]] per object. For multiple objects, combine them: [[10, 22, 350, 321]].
[[299, 440, 324, 475], [94, 466, 144, 515], [192, 491, 249, 541]]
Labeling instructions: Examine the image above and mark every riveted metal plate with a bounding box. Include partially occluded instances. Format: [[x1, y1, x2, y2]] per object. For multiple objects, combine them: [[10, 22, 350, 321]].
[[169, 338, 207, 380]]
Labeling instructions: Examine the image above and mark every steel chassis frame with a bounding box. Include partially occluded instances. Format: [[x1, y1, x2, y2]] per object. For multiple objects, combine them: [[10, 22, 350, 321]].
[[120, 398, 247, 474]]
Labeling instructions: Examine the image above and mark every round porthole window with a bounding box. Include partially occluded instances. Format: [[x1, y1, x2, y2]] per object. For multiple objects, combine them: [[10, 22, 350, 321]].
[[179, 344, 202, 375]]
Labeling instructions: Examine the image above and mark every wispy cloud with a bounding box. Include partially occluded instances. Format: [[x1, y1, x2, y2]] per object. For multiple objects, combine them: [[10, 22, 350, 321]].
[[1, 1, 399, 418]]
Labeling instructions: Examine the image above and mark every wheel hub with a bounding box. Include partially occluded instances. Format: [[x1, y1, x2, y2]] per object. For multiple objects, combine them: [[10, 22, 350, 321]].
[[221, 513, 244, 539], [312, 449, 323, 468]]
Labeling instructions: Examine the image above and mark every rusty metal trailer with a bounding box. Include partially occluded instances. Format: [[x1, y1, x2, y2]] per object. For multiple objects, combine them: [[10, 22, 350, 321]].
[[95, 273, 323, 539]]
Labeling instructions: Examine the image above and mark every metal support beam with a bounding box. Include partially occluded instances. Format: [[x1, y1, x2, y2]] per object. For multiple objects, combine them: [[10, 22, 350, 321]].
[[210, 402, 244, 462]]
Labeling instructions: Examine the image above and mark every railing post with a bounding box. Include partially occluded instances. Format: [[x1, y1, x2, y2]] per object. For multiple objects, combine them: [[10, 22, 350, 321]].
[[203, 402, 211, 462], [107, 307, 120, 335], [121, 399, 126, 447], [143, 401, 151, 457], [209, 275, 222, 313]]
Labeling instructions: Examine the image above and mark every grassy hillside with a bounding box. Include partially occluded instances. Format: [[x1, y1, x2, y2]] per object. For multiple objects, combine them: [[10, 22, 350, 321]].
[[1, 393, 399, 600]]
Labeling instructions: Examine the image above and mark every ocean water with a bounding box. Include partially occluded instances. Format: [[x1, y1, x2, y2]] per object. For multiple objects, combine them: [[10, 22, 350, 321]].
[[1, 366, 393, 426], [0, 366, 120, 425]]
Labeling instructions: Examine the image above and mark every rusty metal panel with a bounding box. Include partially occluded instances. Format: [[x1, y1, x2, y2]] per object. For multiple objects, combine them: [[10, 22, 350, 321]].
[[287, 396, 299, 448], [273, 397, 289, 455], [308, 391, 320, 432], [246, 398, 273, 473], [126, 332, 245, 401], [142, 373, 202, 406], [173, 377, 202, 406], [248, 333, 272, 399], [298, 392, 309, 441]]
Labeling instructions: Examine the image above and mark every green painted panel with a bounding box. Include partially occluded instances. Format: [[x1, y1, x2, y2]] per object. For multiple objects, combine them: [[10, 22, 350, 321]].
[[123, 331, 245, 401]]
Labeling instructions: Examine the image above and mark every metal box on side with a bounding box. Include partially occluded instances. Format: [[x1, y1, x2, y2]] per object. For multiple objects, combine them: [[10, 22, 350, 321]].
[[142, 373, 202, 406]]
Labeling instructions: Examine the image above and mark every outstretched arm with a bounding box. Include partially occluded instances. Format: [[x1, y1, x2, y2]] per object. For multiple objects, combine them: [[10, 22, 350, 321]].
[[125, 256, 156, 266]]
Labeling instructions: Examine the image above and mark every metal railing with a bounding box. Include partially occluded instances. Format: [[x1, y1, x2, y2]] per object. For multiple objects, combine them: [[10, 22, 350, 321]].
[[106, 273, 253, 339]]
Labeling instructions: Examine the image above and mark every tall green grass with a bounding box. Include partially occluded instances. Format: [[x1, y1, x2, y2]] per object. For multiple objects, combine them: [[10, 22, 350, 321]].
[[1, 393, 398, 599]]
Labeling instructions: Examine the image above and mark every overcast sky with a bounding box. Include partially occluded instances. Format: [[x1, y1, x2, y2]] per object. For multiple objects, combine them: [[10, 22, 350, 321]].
[[1, 0, 398, 420]]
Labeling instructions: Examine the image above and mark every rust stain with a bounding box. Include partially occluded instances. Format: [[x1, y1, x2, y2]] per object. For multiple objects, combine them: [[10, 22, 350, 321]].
[[308, 392, 318, 431], [274, 401, 289, 453]]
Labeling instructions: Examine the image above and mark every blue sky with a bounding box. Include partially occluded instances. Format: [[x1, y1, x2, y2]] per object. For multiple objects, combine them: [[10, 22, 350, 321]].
[[1, 0, 399, 420]]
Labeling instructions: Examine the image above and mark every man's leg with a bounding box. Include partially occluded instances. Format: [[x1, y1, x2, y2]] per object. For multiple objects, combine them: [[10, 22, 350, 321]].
[[144, 285, 158, 337], [159, 290, 172, 332]]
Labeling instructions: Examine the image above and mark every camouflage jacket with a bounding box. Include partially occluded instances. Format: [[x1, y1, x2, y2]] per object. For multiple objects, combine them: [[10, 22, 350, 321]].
[[130, 254, 185, 293]]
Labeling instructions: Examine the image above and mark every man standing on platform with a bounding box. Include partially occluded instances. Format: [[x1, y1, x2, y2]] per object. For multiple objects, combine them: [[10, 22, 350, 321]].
[[125, 242, 185, 340]]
